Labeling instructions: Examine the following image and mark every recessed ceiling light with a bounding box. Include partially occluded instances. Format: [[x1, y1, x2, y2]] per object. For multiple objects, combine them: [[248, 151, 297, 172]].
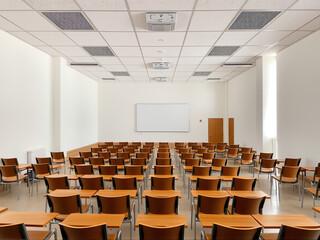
[[158, 50, 165, 53], [158, 39, 164, 42]]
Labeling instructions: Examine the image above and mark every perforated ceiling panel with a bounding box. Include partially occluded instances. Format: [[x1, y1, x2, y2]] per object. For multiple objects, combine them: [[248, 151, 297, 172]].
[[193, 72, 211, 76], [111, 72, 130, 76], [42, 12, 94, 30], [229, 11, 281, 30], [208, 46, 239, 56], [83, 46, 114, 56]]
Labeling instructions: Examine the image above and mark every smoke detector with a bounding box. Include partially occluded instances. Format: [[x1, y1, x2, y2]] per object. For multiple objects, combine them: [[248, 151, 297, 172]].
[[153, 62, 170, 70], [155, 77, 167, 82], [146, 12, 176, 31]]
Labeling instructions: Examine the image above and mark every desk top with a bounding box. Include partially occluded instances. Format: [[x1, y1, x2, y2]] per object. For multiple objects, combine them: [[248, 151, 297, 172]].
[[142, 190, 181, 198], [219, 176, 251, 182], [135, 214, 188, 228], [149, 175, 178, 180], [0, 211, 58, 227], [95, 189, 138, 198], [199, 214, 261, 228], [189, 176, 220, 182], [252, 214, 320, 229], [62, 213, 124, 228], [112, 175, 144, 181], [48, 189, 97, 198], [190, 190, 230, 198], [0, 208, 8, 214], [226, 190, 271, 199], [16, 164, 32, 170], [45, 174, 82, 181]]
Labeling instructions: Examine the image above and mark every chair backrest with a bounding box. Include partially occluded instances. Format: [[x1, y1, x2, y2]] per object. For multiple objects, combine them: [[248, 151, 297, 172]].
[[0, 223, 29, 239], [59, 223, 109, 240], [74, 164, 94, 175], [151, 176, 175, 190], [36, 157, 53, 165], [44, 176, 70, 192], [117, 152, 130, 160], [241, 153, 255, 161], [96, 194, 130, 216], [136, 152, 149, 159], [188, 142, 198, 147], [197, 195, 230, 216], [139, 224, 184, 240], [124, 147, 135, 153], [185, 158, 200, 166], [98, 151, 110, 160], [107, 147, 118, 154], [99, 165, 118, 175], [154, 165, 173, 175], [203, 153, 215, 160], [132, 142, 142, 147], [277, 224, 320, 240], [179, 148, 190, 154], [259, 153, 273, 159], [220, 166, 240, 176], [197, 148, 208, 154], [158, 148, 170, 153], [120, 142, 128, 146], [79, 151, 92, 161], [114, 144, 124, 151], [284, 158, 301, 166], [231, 177, 257, 191], [69, 157, 85, 166], [47, 194, 82, 215], [145, 196, 179, 214], [217, 145, 226, 151], [241, 147, 252, 153], [79, 176, 104, 190], [212, 158, 227, 167], [260, 159, 277, 170], [124, 165, 144, 175], [89, 157, 105, 166], [91, 147, 102, 154], [229, 144, 239, 149], [157, 152, 170, 158], [313, 167, 320, 182], [98, 144, 108, 150], [32, 163, 51, 176], [51, 152, 65, 161], [207, 145, 215, 151], [181, 153, 195, 160], [211, 224, 262, 240], [105, 142, 113, 146], [196, 178, 221, 190], [156, 158, 171, 165], [228, 148, 239, 156], [192, 145, 201, 151], [231, 196, 266, 215], [109, 158, 125, 166], [175, 142, 185, 147], [112, 177, 137, 190], [0, 165, 18, 180], [1, 158, 18, 165], [192, 166, 212, 176], [131, 158, 147, 165], [140, 148, 152, 154], [280, 166, 301, 182]]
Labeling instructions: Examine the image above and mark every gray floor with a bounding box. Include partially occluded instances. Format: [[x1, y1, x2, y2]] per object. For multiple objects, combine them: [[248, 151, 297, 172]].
[[0, 151, 319, 240]]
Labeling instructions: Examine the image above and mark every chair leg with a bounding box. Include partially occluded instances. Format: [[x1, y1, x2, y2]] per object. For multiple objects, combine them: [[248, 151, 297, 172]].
[[194, 215, 197, 240], [18, 183, 20, 200], [314, 197, 316, 218], [130, 219, 132, 240], [298, 183, 301, 201], [278, 182, 281, 201]]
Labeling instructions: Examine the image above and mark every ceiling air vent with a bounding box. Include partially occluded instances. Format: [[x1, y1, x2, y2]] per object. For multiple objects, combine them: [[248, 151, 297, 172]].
[[207, 78, 221, 81], [155, 77, 167, 82], [102, 78, 116, 81], [208, 46, 239, 56], [111, 72, 130, 77], [42, 12, 94, 30], [146, 12, 176, 31], [223, 63, 253, 67], [83, 46, 114, 56], [229, 11, 281, 30], [193, 72, 211, 77], [70, 63, 101, 67], [153, 62, 170, 70]]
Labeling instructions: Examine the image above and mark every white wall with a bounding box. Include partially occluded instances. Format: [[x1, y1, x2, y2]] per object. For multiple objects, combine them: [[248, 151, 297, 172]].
[[277, 30, 320, 165], [0, 30, 53, 163], [98, 83, 226, 142]]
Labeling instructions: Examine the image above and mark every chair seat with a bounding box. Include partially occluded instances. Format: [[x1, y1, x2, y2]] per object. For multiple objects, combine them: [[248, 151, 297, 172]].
[[306, 176, 320, 184], [240, 160, 253, 165], [2, 175, 27, 182], [205, 234, 211, 240], [55, 204, 90, 221], [217, 150, 226, 153], [197, 154, 204, 157], [35, 173, 50, 179], [212, 166, 222, 172], [228, 154, 238, 158], [27, 230, 51, 240], [305, 188, 320, 197], [260, 233, 278, 240], [108, 234, 116, 240], [272, 176, 297, 183], [203, 159, 212, 164], [124, 159, 130, 163], [254, 167, 273, 173], [92, 153, 98, 156]]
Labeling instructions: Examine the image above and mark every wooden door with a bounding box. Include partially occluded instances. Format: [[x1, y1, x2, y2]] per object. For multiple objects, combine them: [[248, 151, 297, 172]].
[[229, 118, 234, 145], [208, 118, 223, 144]]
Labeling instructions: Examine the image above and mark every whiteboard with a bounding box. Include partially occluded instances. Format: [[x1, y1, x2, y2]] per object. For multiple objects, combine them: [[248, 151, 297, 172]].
[[136, 104, 189, 132]]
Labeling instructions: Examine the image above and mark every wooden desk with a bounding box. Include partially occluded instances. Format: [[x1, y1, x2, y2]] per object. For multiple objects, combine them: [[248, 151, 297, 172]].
[[112, 175, 144, 181], [199, 214, 261, 228], [190, 190, 230, 198], [312, 207, 320, 214], [226, 190, 271, 199], [252, 214, 320, 229], [16, 164, 32, 171], [62, 213, 124, 228], [219, 176, 251, 182], [0, 211, 58, 227], [188, 176, 219, 182], [142, 190, 181, 198], [135, 214, 188, 228], [148, 175, 178, 180], [81, 174, 116, 181], [45, 174, 82, 181], [48, 189, 97, 198], [95, 190, 138, 198], [0, 208, 8, 213]]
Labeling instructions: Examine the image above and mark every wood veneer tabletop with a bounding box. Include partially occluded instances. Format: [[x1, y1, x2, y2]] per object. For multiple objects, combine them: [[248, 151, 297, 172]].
[[95, 189, 138, 198], [189, 176, 220, 182], [252, 214, 320, 228], [148, 175, 178, 180], [190, 190, 230, 198], [312, 207, 320, 214], [0, 211, 58, 227], [0, 207, 8, 213], [48, 189, 97, 198], [135, 214, 188, 228], [199, 214, 261, 228], [226, 190, 271, 199], [45, 174, 83, 181], [112, 175, 144, 181], [62, 213, 124, 228], [142, 190, 182, 198], [219, 176, 251, 182], [17, 164, 32, 170]]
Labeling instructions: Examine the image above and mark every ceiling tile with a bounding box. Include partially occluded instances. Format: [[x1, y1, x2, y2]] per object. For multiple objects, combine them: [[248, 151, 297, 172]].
[[131, 12, 191, 32], [10, 31, 45, 45], [175, 65, 197, 71], [243, 0, 297, 10], [277, 31, 312, 45], [172, 77, 188, 82], [126, 64, 147, 71], [0, 16, 22, 31], [84, 66, 106, 72], [184, 32, 221, 46], [0, 0, 32, 10], [36, 46, 63, 56], [31, 32, 76, 46], [127, 0, 195, 10], [247, 31, 292, 45], [300, 16, 320, 30], [148, 71, 174, 77], [291, 0, 320, 10], [24, 0, 80, 10], [101, 32, 138, 46], [209, 71, 230, 78], [130, 71, 149, 77], [137, 32, 185, 46], [196, 0, 247, 10], [86, 12, 133, 31], [75, 0, 127, 10], [103, 64, 127, 71], [144, 57, 178, 64], [233, 45, 269, 56], [53, 46, 89, 56], [261, 45, 287, 56], [65, 32, 107, 46], [174, 72, 194, 77], [266, 11, 320, 30], [202, 56, 229, 64], [141, 47, 181, 57], [189, 11, 237, 31], [133, 77, 150, 82], [178, 57, 203, 65], [112, 47, 142, 57], [180, 47, 211, 57], [0, 11, 58, 31], [216, 31, 258, 45], [196, 64, 219, 71], [119, 57, 145, 64], [94, 56, 122, 64], [189, 76, 206, 82], [93, 71, 114, 78], [69, 56, 97, 63], [226, 56, 254, 62]]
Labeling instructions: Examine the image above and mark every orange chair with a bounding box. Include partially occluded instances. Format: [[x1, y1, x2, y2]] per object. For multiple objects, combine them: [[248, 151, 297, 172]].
[[139, 224, 185, 240]]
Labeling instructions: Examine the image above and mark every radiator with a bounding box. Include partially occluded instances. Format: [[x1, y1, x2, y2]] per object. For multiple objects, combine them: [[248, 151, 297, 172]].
[[27, 148, 47, 164]]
